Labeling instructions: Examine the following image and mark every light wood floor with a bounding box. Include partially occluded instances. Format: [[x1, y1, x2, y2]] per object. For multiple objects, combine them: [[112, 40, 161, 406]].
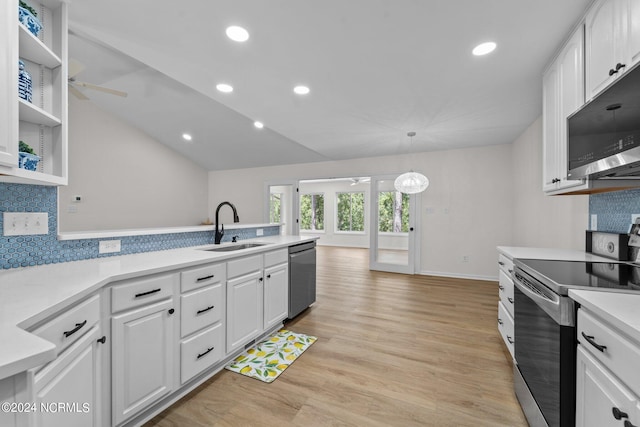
[[145, 246, 527, 427]]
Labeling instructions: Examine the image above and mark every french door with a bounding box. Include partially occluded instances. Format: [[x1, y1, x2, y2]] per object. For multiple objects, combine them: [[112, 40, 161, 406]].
[[369, 175, 418, 274]]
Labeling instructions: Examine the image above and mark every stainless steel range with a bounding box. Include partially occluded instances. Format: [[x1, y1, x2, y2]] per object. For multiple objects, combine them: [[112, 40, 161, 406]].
[[512, 234, 638, 427]]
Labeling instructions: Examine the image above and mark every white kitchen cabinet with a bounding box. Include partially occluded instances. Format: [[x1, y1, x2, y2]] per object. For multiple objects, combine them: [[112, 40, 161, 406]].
[[32, 325, 103, 427], [575, 306, 640, 427], [585, 0, 640, 100], [0, 0, 68, 185], [496, 253, 515, 358], [263, 262, 289, 331], [111, 298, 175, 426], [226, 270, 263, 354], [542, 24, 588, 194]]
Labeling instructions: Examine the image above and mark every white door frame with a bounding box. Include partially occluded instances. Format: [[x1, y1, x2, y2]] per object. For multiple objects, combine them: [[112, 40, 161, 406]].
[[264, 180, 300, 235], [369, 174, 421, 274]]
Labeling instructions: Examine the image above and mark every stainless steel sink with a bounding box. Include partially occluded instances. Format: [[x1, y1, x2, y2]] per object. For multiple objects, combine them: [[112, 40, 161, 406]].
[[200, 243, 266, 252]]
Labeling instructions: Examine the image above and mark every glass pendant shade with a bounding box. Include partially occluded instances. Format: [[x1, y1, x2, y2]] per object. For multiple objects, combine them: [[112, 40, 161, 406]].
[[394, 171, 429, 194]]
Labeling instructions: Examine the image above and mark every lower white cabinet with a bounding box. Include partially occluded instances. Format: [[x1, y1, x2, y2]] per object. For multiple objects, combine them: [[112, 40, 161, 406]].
[[497, 253, 515, 358], [226, 270, 263, 353], [111, 298, 175, 426], [263, 262, 289, 331], [32, 325, 103, 427], [180, 323, 223, 384]]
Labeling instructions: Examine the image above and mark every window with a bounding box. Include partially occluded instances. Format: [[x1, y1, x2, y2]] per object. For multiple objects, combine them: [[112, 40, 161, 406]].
[[300, 193, 324, 231], [336, 192, 365, 232], [269, 193, 282, 223], [378, 191, 409, 232]]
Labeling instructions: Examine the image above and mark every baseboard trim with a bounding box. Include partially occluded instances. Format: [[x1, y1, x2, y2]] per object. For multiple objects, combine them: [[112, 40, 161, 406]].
[[419, 270, 498, 282]]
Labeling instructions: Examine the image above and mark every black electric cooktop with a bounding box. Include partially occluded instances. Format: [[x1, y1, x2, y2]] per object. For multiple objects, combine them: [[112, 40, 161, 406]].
[[514, 258, 640, 295]]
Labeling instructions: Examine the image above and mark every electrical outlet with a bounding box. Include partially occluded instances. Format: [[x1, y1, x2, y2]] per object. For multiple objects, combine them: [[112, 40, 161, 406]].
[[3, 212, 48, 236], [99, 240, 121, 254], [462, 255, 469, 263], [632, 214, 640, 224], [256, 228, 264, 236], [590, 214, 598, 231]]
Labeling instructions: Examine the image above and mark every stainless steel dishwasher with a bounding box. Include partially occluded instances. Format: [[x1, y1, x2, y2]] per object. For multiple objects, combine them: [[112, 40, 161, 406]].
[[288, 241, 316, 319]]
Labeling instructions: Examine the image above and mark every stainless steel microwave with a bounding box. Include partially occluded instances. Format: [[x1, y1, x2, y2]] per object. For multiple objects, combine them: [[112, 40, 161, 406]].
[[568, 62, 640, 180]]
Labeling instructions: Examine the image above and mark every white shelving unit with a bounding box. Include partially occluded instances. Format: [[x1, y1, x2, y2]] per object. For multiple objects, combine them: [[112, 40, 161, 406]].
[[0, 0, 68, 186]]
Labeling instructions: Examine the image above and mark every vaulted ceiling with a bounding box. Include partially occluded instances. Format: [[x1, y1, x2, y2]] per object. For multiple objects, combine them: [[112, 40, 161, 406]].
[[67, 0, 591, 171]]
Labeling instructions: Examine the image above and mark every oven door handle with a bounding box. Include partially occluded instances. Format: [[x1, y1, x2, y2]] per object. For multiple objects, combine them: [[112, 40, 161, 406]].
[[513, 277, 564, 324]]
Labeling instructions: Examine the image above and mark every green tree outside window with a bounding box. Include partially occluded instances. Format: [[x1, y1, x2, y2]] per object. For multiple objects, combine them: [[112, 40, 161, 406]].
[[300, 193, 324, 231], [336, 192, 364, 232], [378, 191, 409, 232]]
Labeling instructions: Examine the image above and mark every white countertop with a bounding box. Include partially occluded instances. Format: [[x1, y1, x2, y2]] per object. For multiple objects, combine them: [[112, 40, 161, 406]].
[[497, 246, 615, 262], [0, 235, 316, 380], [570, 289, 640, 344]]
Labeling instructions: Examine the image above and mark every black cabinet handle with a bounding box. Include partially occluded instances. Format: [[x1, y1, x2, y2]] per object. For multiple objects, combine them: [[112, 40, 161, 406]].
[[196, 275, 214, 282], [507, 336, 514, 344], [610, 68, 618, 76], [613, 407, 629, 420], [508, 297, 514, 304], [497, 318, 503, 325], [581, 332, 607, 352], [63, 320, 87, 338], [624, 421, 637, 427], [616, 62, 626, 71], [498, 285, 505, 291], [197, 347, 214, 359], [168, 308, 175, 315], [135, 288, 161, 298], [259, 277, 263, 282], [508, 269, 513, 274], [267, 274, 271, 279], [196, 305, 215, 315], [97, 336, 106, 344], [498, 261, 505, 266]]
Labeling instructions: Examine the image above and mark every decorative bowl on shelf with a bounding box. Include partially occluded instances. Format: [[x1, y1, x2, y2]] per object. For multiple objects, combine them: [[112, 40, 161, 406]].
[[18, 152, 40, 171], [18, 5, 42, 37]]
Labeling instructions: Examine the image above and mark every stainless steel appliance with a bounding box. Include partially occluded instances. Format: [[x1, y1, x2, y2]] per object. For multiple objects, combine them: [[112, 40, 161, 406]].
[[513, 258, 640, 427], [567, 61, 640, 180], [288, 241, 316, 319]]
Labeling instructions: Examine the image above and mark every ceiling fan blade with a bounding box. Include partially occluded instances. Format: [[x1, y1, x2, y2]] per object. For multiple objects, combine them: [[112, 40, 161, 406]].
[[69, 84, 89, 100], [68, 58, 85, 79], [74, 81, 128, 97]]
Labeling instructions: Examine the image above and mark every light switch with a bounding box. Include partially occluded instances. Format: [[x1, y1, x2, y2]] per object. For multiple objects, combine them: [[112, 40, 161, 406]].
[[3, 212, 48, 236]]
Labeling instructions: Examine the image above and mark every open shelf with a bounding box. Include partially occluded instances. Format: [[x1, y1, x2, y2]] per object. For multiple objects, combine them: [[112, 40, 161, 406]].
[[18, 24, 61, 69], [19, 98, 61, 127]]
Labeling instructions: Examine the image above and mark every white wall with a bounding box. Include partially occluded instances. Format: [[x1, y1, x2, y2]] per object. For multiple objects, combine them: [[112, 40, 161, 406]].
[[59, 97, 209, 232], [209, 143, 514, 279], [511, 117, 588, 249]]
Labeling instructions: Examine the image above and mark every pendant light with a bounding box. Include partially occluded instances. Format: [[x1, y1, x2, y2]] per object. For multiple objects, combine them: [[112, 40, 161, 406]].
[[394, 132, 429, 194]]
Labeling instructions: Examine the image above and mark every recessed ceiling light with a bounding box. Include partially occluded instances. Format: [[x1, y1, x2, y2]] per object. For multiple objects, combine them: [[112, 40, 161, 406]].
[[293, 85, 310, 95], [254, 121, 264, 129], [226, 26, 250, 42], [472, 42, 497, 56], [216, 83, 233, 93], [182, 133, 192, 141]]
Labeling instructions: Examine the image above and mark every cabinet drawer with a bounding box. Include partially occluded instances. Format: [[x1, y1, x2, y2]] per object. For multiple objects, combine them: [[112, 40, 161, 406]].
[[264, 249, 288, 268], [227, 255, 262, 279], [498, 270, 514, 318], [578, 308, 640, 397], [497, 302, 514, 358], [180, 323, 223, 384], [111, 273, 176, 313], [498, 254, 514, 276], [181, 284, 223, 338], [32, 294, 100, 356], [181, 263, 225, 293]]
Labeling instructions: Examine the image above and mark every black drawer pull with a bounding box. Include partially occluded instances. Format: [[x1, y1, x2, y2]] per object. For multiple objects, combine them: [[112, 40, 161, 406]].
[[498, 261, 505, 266], [609, 68, 618, 76], [507, 336, 514, 344], [507, 297, 514, 304], [508, 269, 513, 274], [135, 288, 161, 298], [613, 407, 629, 420], [197, 347, 214, 359], [196, 275, 214, 282], [616, 62, 626, 71], [624, 421, 637, 427], [582, 332, 607, 352], [498, 285, 505, 291], [497, 318, 503, 325], [197, 305, 215, 315], [97, 336, 106, 344], [63, 320, 87, 338]]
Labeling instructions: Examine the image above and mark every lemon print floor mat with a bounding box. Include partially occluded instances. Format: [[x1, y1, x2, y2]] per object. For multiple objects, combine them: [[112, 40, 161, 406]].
[[225, 329, 317, 383]]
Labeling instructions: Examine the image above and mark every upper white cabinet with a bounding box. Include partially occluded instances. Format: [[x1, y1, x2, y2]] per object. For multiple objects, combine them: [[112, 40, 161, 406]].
[[542, 25, 588, 194], [585, 0, 640, 100], [0, 0, 68, 185]]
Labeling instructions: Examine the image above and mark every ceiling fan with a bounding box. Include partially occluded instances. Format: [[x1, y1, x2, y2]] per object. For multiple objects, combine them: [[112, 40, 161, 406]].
[[350, 177, 371, 186], [68, 58, 128, 100]]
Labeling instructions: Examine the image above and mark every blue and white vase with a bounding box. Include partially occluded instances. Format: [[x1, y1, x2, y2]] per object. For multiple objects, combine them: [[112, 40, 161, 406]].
[[18, 152, 40, 171], [18, 5, 42, 37], [18, 60, 32, 103]]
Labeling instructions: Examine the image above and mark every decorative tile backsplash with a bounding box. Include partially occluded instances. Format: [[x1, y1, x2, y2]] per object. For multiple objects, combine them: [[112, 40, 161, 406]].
[[589, 188, 640, 233], [0, 183, 279, 270]]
